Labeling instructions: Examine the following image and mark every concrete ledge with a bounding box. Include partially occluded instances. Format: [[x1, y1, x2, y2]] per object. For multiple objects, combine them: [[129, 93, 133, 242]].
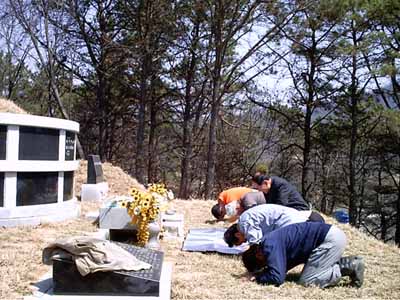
[[24, 262, 173, 300], [0, 161, 80, 172], [0, 199, 80, 227], [0, 113, 79, 132]]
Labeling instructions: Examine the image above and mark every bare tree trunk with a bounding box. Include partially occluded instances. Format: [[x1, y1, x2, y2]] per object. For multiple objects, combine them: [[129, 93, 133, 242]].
[[147, 100, 157, 183], [302, 105, 312, 199], [136, 87, 147, 184], [320, 159, 328, 214], [205, 98, 220, 199], [178, 16, 201, 199], [348, 20, 359, 226], [301, 30, 316, 201], [380, 210, 387, 241], [204, 0, 224, 199], [179, 86, 194, 199], [396, 189, 400, 246]]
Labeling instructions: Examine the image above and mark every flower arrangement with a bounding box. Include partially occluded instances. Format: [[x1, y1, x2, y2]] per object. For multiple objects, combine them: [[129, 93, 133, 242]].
[[118, 188, 160, 246], [115, 183, 174, 246], [148, 183, 175, 201]]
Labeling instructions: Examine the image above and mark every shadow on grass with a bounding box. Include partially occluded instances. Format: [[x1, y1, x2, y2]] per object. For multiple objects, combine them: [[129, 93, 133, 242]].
[[230, 271, 302, 284], [231, 271, 251, 282], [285, 273, 301, 283], [200, 251, 242, 259], [205, 219, 220, 225]]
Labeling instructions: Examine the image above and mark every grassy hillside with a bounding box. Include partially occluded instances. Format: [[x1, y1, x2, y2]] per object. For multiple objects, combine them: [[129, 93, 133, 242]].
[[0, 162, 399, 299]]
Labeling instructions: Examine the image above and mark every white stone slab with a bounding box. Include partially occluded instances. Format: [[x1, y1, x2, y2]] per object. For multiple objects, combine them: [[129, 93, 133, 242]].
[[81, 182, 108, 202], [23, 262, 172, 300], [89, 229, 109, 240], [99, 206, 136, 229]]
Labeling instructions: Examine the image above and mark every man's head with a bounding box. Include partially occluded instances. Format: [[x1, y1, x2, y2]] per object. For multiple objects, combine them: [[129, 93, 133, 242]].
[[224, 223, 246, 247], [252, 175, 272, 194], [250, 172, 262, 188], [211, 203, 225, 220], [242, 244, 267, 273]]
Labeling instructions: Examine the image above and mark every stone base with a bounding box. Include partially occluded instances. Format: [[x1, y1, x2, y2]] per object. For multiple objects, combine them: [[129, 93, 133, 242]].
[[161, 213, 184, 240], [0, 199, 80, 227], [81, 182, 108, 202], [98, 204, 161, 249], [24, 262, 172, 300]]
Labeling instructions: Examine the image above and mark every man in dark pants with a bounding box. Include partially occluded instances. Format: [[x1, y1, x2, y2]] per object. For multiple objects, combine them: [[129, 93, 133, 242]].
[[252, 175, 310, 211], [242, 222, 364, 288]]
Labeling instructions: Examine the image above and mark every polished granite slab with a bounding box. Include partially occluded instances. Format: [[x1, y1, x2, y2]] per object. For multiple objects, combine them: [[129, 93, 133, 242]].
[[24, 262, 172, 300], [52, 242, 164, 296]]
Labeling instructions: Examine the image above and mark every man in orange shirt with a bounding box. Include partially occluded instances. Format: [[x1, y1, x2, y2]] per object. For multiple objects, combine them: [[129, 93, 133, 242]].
[[211, 187, 254, 221]]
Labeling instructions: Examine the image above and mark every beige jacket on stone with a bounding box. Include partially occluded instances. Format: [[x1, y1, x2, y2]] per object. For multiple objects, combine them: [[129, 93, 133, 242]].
[[43, 236, 151, 276]]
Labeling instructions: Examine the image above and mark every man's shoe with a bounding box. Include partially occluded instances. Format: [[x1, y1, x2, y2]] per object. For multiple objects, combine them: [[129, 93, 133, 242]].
[[339, 256, 364, 287]]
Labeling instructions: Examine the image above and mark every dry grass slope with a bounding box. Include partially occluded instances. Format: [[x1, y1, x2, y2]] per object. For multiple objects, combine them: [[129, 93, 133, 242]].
[[0, 162, 399, 299], [0, 98, 27, 114]]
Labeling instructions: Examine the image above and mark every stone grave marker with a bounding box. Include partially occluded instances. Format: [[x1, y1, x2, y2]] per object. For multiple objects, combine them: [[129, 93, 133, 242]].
[[87, 154, 104, 184], [52, 242, 164, 296], [81, 154, 108, 201]]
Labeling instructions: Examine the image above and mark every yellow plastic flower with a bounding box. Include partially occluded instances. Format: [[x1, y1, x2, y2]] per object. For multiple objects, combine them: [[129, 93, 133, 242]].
[[125, 187, 160, 246]]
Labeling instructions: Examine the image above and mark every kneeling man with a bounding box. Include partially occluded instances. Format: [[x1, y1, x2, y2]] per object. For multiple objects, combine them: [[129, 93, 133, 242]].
[[242, 222, 364, 288], [224, 204, 324, 247]]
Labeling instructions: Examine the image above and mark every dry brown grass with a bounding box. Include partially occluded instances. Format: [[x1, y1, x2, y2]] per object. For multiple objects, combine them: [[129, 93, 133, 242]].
[[1, 162, 400, 300], [0, 98, 28, 114]]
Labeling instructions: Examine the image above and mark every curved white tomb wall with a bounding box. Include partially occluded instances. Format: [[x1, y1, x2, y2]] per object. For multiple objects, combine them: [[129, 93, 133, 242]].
[[0, 113, 80, 227]]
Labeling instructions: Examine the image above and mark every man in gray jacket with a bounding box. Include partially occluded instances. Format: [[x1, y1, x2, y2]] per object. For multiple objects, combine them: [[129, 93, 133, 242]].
[[224, 204, 324, 247]]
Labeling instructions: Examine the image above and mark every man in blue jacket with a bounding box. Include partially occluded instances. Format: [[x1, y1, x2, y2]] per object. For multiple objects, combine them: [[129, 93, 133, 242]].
[[242, 222, 364, 288], [252, 175, 311, 211]]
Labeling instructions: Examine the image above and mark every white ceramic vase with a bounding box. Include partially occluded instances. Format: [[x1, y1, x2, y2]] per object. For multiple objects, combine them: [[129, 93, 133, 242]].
[[146, 220, 161, 249]]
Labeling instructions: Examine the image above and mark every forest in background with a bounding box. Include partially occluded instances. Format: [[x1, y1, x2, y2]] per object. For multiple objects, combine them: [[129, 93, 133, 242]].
[[0, 0, 399, 246]]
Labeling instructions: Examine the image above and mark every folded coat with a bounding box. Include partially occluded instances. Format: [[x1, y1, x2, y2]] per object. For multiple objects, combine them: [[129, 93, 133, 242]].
[[43, 236, 151, 276]]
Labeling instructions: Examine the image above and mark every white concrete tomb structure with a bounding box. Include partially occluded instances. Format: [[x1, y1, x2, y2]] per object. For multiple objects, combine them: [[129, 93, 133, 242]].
[[0, 113, 80, 227]]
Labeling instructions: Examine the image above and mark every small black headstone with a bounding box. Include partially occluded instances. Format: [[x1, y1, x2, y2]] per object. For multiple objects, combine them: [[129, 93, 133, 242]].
[[52, 242, 164, 296], [87, 154, 104, 184]]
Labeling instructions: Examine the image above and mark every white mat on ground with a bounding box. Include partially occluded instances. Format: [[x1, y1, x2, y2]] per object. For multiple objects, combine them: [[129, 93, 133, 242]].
[[182, 228, 248, 254]]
